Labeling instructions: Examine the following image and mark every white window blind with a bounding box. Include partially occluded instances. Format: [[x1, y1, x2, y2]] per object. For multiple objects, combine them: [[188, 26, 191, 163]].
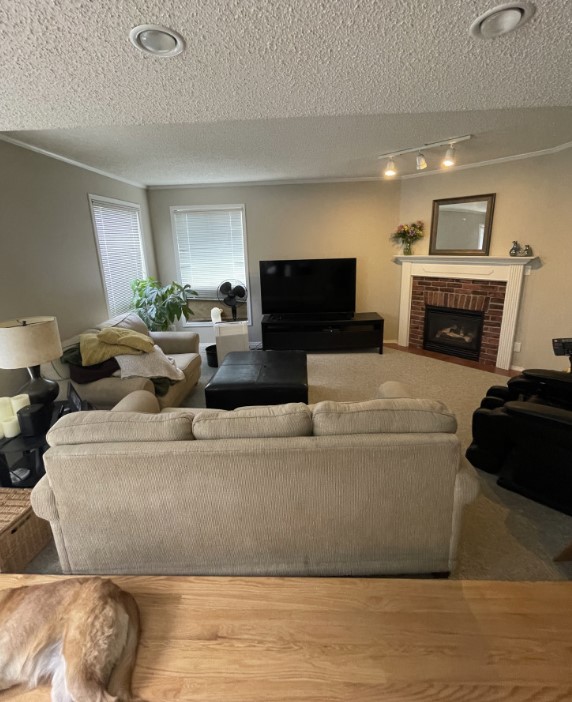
[[172, 206, 247, 299], [89, 196, 147, 318]]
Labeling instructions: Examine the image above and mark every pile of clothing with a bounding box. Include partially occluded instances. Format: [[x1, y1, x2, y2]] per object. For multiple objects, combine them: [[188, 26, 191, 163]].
[[62, 327, 184, 396]]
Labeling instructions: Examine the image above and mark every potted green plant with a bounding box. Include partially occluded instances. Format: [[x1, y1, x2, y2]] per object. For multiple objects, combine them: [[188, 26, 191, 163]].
[[131, 277, 197, 331]]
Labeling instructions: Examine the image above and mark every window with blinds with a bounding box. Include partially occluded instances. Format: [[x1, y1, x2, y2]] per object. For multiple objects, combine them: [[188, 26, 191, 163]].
[[89, 196, 147, 318], [171, 206, 248, 301]]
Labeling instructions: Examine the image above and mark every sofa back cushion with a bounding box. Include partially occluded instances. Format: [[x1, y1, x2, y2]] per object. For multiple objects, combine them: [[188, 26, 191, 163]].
[[41, 330, 100, 382], [100, 312, 150, 337], [47, 410, 194, 446], [193, 403, 312, 440], [312, 399, 457, 436]]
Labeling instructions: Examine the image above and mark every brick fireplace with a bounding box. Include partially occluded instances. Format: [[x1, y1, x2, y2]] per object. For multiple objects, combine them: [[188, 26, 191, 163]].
[[394, 256, 536, 369], [409, 277, 507, 366]]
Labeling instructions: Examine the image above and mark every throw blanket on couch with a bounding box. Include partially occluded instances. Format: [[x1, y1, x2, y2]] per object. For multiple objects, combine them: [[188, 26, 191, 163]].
[[116, 345, 185, 382], [80, 333, 143, 366]]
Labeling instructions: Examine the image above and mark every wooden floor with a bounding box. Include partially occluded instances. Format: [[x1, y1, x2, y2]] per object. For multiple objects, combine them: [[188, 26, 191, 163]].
[[1, 575, 572, 701]]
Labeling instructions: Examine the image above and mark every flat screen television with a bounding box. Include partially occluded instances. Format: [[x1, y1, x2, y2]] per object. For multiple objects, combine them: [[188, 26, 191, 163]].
[[259, 258, 356, 316]]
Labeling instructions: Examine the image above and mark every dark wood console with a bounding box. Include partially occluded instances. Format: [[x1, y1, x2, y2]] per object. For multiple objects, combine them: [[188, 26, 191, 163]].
[[261, 312, 384, 353]]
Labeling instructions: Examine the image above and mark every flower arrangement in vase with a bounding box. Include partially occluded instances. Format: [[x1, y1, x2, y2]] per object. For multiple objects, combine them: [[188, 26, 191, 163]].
[[391, 221, 424, 255]]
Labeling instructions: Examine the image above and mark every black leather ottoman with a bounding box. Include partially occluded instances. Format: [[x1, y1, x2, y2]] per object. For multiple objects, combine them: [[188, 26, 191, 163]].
[[205, 350, 308, 410]]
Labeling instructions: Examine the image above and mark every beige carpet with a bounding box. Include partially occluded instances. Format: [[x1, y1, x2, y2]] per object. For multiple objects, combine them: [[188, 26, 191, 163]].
[[28, 346, 572, 580], [185, 346, 572, 581]]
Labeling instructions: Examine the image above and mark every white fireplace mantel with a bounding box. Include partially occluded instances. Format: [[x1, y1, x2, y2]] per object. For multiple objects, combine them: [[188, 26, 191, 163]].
[[394, 255, 536, 267], [393, 256, 539, 369]]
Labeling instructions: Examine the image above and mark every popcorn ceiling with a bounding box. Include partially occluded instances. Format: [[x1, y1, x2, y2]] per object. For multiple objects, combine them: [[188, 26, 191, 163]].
[[0, 0, 570, 131], [1, 0, 570, 184]]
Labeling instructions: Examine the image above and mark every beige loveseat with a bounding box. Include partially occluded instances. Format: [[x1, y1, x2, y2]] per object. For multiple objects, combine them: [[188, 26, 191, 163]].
[[41, 312, 201, 409], [31, 383, 479, 577]]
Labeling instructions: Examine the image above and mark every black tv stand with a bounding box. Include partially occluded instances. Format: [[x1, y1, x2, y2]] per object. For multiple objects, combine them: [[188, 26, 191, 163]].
[[268, 312, 354, 322], [261, 312, 384, 353]]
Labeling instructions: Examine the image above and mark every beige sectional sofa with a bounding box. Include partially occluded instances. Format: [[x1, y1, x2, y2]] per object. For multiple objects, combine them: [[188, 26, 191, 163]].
[[31, 383, 479, 577], [41, 312, 201, 409]]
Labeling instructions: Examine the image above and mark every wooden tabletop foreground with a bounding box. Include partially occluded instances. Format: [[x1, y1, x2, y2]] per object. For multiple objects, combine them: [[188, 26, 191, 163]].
[[0, 575, 571, 701]]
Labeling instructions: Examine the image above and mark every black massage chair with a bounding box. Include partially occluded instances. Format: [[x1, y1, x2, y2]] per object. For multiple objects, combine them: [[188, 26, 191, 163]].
[[466, 369, 572, 516]]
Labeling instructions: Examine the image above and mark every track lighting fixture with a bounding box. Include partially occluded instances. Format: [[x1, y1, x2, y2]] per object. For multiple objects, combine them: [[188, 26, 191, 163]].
[[416, 152, 428, 170], [377, 135, 470, 176], [442, 146, 456, 168], [384, 158, 397, 177]]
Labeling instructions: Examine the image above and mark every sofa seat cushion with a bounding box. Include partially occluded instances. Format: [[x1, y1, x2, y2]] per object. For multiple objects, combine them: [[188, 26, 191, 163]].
[[312, 399, 457, 436], [193, 403, 312, 440], [47, 410, 194, 446], [173, 353, 201, 374]]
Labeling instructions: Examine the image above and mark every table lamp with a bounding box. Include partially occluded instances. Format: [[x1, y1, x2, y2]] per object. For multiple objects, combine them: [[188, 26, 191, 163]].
[[0, 317, 63, 407]]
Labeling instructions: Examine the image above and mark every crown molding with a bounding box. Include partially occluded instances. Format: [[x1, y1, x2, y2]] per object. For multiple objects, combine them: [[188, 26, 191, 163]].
[[147, 175, 384, 190], [0, 134, 146, 189], [149, 139, 572, 188], [400, 140, 572, 179], [2, 132, 571, 191]]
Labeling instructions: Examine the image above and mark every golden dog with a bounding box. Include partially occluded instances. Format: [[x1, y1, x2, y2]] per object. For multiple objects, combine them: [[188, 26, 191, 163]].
[[0, 577, 142, 701]]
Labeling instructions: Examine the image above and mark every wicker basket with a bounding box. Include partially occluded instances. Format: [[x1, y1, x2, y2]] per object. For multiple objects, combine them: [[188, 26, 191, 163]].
[[0, 488, 52, 573]]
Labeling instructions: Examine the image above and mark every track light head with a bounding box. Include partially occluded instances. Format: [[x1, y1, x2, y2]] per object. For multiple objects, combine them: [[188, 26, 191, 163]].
[[384, 158, 397, 177], [416, 152, 428, 170], [442, 146, 456, 168]]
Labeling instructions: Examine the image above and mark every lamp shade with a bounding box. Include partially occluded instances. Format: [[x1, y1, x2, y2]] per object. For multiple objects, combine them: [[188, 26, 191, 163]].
[[0, 317, 63, 369]]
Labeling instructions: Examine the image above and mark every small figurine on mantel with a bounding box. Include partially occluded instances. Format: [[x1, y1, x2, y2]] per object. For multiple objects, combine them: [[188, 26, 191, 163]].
[[509, 241, 520, 257], [521, 244, 533, 256]]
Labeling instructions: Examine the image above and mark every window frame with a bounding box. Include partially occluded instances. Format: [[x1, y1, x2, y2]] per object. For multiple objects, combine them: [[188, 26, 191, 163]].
[[88, 194, 148, 319], [170, 204, 252, 327]]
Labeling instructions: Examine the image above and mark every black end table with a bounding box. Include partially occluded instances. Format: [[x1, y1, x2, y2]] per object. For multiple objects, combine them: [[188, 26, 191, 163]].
[[205, 350, 308, 410], [0, 401, 67, 488]]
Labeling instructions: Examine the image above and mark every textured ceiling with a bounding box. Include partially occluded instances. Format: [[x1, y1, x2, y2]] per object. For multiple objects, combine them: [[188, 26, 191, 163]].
[[1, 0, 571, 183]]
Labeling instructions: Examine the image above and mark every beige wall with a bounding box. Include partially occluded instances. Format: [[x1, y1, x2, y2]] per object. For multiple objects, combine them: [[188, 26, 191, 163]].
[[0, 140, 155, 396], [399, 148, 572, 370], [2, 139, 568, 398], [148, 181, 401, 344]]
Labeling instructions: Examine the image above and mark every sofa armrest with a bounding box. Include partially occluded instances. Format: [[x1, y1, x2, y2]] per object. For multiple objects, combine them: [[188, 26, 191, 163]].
[[449, 461, 480, 572], [112, 390, 160, 413], [454, 461, 480, 506], [150, 330, 200, 354], [31, 476, 58, 521], [73, 377, 155, 409]]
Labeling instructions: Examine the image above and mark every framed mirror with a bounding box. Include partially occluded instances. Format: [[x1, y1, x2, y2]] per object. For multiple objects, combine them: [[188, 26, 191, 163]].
[[429, 194, 496, 255]]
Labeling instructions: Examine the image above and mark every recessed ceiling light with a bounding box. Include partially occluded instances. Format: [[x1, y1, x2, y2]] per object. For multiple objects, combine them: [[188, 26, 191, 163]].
[[470, 2, 536, 39], [129, 24, 186, 57]]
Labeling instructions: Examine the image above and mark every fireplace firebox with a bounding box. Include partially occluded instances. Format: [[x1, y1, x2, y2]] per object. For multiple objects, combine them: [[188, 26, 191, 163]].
[[423, 306, 484, 361]]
